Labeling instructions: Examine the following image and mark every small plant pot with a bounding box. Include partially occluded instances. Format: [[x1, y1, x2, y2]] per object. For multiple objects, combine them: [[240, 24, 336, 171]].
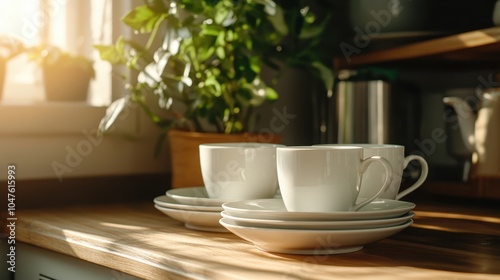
[[43, 63, 91, 102], [168, 129, 282, 188]]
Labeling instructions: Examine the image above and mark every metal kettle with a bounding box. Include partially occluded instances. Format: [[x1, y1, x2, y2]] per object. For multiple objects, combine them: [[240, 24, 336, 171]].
[[443, 88, 500, 178], [325, 69, 420, 152]]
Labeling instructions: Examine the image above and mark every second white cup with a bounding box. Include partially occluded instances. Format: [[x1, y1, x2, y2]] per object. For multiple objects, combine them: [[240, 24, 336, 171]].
[[199, 143, 282, 200], [276, 146, 393, 212], [316, 144, 428, 200]]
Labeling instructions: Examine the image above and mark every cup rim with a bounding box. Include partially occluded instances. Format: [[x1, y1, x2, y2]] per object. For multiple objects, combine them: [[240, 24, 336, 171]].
[[314, 144, 404, 149], [200, 142, 284, 149], [277, 146, 363, 151]]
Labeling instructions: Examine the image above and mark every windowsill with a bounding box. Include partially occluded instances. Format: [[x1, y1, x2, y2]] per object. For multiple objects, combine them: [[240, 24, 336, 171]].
[[0, 102, 108, 134], [0, 101, 170, 181]]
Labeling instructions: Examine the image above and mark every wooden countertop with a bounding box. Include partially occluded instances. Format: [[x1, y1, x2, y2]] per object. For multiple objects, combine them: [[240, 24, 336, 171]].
[[14, 195, 500, 280]]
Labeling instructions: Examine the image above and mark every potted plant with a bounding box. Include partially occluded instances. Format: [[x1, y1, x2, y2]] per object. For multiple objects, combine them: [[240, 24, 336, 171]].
[[27, 45, 95, 102], [0, 35, 24, 100], [95, 0, 334, 187]]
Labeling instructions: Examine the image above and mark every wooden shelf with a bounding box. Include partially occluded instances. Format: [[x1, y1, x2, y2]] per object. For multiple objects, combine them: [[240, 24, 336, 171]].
[[332, 26, 500, 200], [334, 26, 500, 69]]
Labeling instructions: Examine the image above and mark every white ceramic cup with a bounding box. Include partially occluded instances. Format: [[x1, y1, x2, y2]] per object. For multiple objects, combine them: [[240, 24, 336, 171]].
[[199, 143, 283, 200], [276, 146, 393, 212], [315, 144, 428, 200]]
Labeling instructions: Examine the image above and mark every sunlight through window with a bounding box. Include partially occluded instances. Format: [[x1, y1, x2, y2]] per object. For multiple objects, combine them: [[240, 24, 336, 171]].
[[0, 0, 113, 106]]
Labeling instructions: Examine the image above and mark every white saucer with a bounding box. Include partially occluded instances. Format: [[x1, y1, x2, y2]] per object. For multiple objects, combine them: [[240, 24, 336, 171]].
[[154, 195, 223, 212], [166, 187, 231, 207], [221, 211, 414, 230], [219, 218, 413, 255], [222, 198, 415, 221], [154, 204, 227, 232]]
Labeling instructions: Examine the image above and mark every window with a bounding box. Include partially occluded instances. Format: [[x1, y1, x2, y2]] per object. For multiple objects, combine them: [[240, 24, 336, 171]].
[[0, 1, 169, 182], [1, 0, 114, 106]]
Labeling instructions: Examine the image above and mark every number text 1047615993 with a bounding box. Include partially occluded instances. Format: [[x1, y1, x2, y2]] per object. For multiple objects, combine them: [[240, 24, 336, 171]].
[[7, 165, 16, 273]]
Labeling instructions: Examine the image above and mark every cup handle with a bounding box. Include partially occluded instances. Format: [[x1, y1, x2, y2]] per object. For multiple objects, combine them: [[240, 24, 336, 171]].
[[351, 156, 393, 211], [395, 155, 429, 200]]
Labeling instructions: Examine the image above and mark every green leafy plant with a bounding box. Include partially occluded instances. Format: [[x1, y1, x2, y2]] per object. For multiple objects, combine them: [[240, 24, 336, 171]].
[[95, 0, 333, 135]]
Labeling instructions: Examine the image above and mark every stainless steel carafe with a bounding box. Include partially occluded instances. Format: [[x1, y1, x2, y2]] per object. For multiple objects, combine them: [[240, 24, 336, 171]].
[[333, 76, 390, 144], [321, 70, 420, 151]]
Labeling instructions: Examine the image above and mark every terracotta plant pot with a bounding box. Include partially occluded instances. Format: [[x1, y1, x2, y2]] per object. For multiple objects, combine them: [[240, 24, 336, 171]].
[[168, 129, 282, 188]]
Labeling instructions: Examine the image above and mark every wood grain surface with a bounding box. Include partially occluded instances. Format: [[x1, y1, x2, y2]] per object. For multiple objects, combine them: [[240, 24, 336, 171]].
[[13, 195, 500, 280]]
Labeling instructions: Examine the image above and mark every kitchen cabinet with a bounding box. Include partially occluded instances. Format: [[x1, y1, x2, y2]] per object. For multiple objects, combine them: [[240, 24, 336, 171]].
[[16, 243, 140, 280], [333, 26, 500, 199]]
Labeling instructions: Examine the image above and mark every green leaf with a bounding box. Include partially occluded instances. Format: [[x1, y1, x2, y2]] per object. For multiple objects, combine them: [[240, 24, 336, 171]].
[[200, 25, 222, 37], [248, 55, 260, 74], [255, 0, 277, 16], [311, 61, 334, 92], [138, 63, 160, 87], [98, 97, 130, 134], [266, 5, 288, 35], [94, 37, 128, 64], [216, 30, 226, 46], [204, 76, 222, 95], [215, 46, 225, 59], [94, 44, 124, 64], [122, 6, 160, 33], [265, 87, 278, 101], [197, 46, 215, 61], [299, 14, 330, 39], [214, 7, 229, 25], [153, 49, 171, 75], [145, 13, 168, 49]]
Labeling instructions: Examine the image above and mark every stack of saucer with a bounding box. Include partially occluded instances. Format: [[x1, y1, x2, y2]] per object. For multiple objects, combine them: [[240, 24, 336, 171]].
[[220, 198, 415, 255], [154, 187, 231, 232]]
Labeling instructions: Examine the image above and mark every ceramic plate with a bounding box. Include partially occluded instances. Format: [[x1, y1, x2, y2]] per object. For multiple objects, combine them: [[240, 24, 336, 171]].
[[222, 198, 415, 221], [154, 195, 223, 212], [166, 187, 230, 207], [220, 218, 413, 255], [221, 211, 414, 230], [154, 204, 227, 232]]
